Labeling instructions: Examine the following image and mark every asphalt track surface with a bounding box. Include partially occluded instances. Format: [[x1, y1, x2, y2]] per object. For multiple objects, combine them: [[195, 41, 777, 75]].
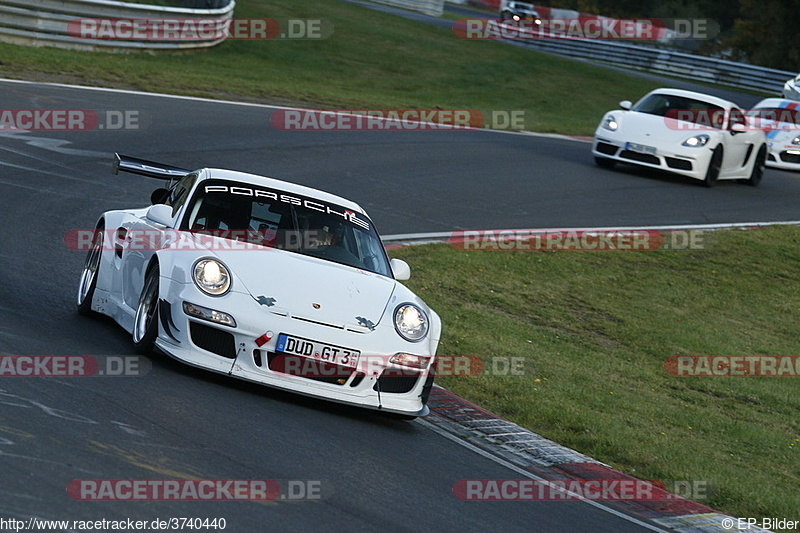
[[1, 73, 798, 532]]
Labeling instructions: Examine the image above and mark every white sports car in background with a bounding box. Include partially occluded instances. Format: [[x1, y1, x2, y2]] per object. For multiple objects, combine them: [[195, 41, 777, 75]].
[[782, 73, 800, 101], [746, 98, 800, 171], [592, 88, 767, 187], [500, 1, 542, 24], [77, 154, 441, 418]]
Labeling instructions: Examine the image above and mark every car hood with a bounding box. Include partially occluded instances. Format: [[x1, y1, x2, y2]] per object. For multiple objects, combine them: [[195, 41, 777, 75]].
[[764, 126, 800, 145], [208, 244, 396, 329], [615, 111, 718, 144]]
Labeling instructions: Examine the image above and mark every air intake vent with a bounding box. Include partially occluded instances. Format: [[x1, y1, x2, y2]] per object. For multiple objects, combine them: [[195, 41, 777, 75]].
[[189, 322, 236, 359], [374, 368, 422, 394]]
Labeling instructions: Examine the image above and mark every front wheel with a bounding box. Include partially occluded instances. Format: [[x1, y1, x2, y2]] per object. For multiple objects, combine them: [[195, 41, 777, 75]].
[[743, 145, 766, 187], [133, 264, 160, 354], [77, 224, 103, 316], [703, 146, 723, 188]]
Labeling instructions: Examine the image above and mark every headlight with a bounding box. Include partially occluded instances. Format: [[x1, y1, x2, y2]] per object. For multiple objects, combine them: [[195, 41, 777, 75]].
[[193, 258, 231, 296], [682, 134, 710, 147], [791, 135, 800, 145], [183, 302, 236, 327], [602, 114, 618, 131], [394, 304, 429, 342], [390, 353, 431, 369]]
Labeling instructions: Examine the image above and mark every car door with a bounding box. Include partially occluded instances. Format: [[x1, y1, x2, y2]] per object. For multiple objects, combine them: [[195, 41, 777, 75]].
[[721, 107, 756, 177]]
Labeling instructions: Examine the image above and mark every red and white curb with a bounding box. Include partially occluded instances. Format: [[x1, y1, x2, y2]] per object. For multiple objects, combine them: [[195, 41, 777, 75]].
[[420, 386, 769, 533]]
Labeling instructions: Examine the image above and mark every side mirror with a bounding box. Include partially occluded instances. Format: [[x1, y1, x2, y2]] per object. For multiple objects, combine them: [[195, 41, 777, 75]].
[[145, 204, 173, 227], [151, 188, 170, 205], [390, 258, 411, 281], [619, 100, 632, 110], [731, 122, 746, 132]]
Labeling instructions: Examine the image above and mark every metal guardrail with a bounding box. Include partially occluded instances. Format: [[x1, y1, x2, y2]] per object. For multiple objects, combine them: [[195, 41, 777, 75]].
[[367, 0, 444, 17], [490, 23, 795, 94], [0, 0, 236, 51], [524, 38, 794, 94]]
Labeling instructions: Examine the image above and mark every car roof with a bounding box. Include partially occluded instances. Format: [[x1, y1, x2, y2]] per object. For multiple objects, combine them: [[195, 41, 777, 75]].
[[643, 88, 737, 110], [197, 168, 367, 215]]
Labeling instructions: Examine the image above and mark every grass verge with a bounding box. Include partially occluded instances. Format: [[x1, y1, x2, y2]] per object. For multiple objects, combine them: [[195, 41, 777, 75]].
[[389, 226, 800, 521], [0, 0, 665, 135]]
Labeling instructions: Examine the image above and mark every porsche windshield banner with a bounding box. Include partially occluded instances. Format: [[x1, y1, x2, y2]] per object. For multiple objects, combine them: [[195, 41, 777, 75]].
[[203, 183, 371, 231]]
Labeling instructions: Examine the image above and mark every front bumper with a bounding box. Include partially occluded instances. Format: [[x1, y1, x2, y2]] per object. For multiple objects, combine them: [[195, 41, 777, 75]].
[[766, 144, 800, 171], [593, 135, 712, 181], [154, 279, 436, 416]]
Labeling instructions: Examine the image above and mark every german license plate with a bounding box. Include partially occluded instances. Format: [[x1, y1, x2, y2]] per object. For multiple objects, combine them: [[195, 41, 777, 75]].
[[625, 142, 657, 155], [275, 334, 360, 368]]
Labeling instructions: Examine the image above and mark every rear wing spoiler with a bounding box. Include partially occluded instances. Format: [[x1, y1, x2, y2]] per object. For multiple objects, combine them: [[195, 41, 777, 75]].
[[112, 153, 191, 181]]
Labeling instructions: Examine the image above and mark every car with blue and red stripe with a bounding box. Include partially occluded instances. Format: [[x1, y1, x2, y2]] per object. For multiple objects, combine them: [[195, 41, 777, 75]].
[[747, 98, 800, 171]]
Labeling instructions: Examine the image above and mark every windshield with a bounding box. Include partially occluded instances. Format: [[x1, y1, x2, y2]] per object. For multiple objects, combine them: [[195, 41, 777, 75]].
[[512, 3, 536, 11], [633, 93, 725, 129], [181, 179, 392, 277], [746, 107, 800, 126]]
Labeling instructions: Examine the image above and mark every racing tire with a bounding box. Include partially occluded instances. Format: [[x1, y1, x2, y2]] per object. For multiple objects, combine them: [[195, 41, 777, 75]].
[[742, 145, 766, 187], [133, 264, 160, 355], [594, 156, 616, 170], [77, 223, 104, 316], [703, 146, 723, 188]]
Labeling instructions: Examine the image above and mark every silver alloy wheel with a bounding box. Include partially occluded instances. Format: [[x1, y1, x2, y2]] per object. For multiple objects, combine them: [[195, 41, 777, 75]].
[[133, 270, 158, 343], [77, 230, 102, 306]]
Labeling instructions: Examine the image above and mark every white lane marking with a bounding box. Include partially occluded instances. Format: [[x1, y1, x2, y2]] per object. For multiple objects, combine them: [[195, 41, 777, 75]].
[[416, 417, 670, 532], [0, 131, 106, 158], [383, 220, 800, 244], [0, 78, 588, 141]]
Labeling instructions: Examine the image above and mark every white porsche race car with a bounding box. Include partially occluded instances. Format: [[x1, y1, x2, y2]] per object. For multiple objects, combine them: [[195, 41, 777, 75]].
[[77, 154, 441, 418], [746, 98, 800, 171], [592, 88, 767, 187]]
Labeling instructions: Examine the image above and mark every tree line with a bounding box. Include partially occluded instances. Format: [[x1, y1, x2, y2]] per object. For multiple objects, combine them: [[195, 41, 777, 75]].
[[542, 0, 797, 71]]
